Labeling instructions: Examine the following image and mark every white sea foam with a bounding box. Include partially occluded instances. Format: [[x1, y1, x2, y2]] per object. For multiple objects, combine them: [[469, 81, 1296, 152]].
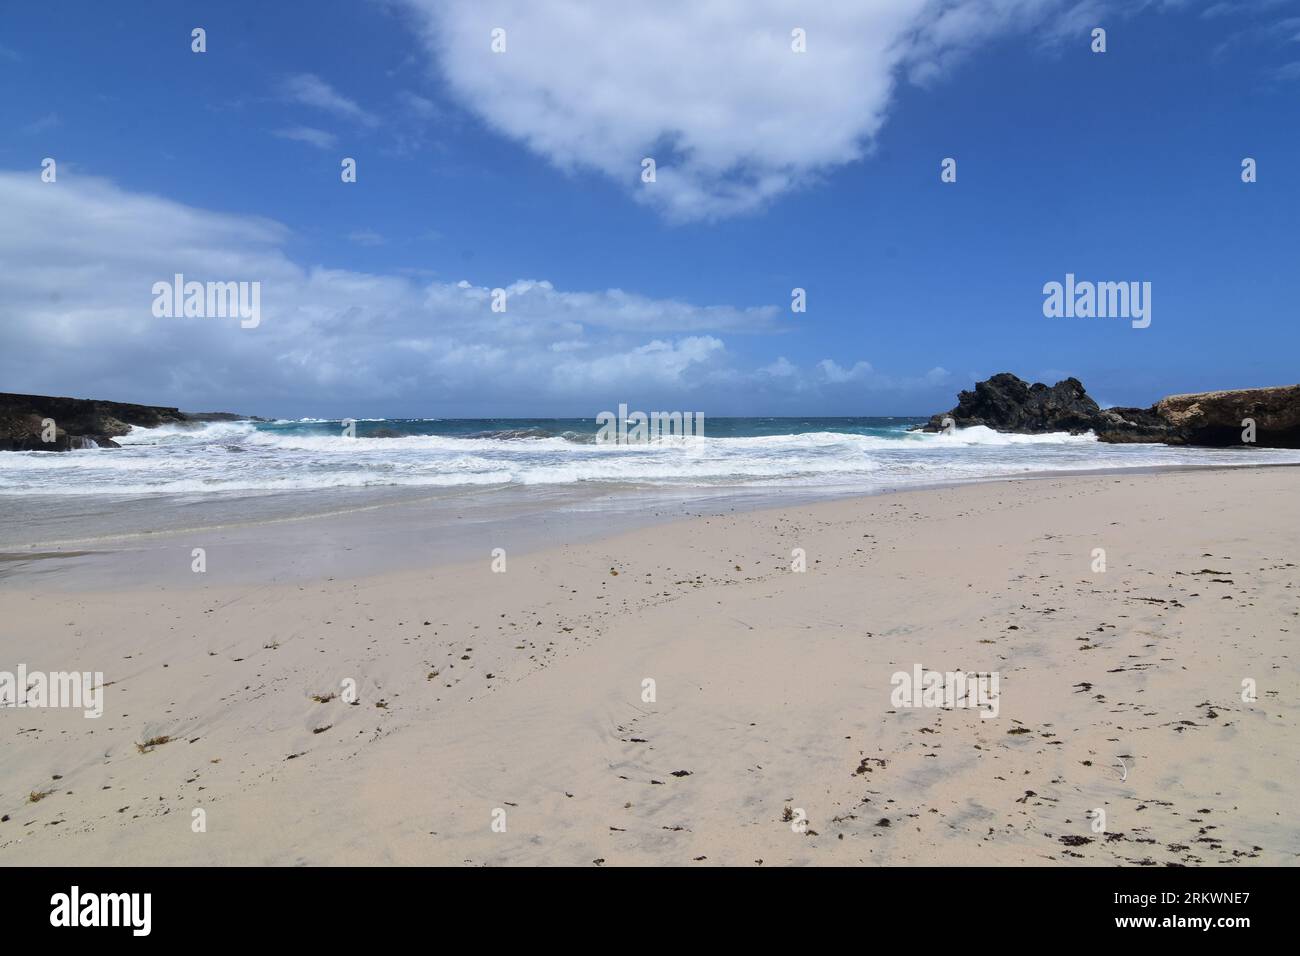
[[3, 420, 1298, 496]]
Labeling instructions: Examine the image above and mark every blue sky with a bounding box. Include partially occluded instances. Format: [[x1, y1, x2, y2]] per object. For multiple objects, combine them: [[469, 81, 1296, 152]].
[[1, 0, 1297, 418]]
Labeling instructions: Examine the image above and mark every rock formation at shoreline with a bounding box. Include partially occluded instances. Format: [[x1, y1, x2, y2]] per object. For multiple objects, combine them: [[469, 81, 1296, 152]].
[[918, 373, 1300, 447], [1150, 386, 1300, 447], [0, 392, 257, 451]]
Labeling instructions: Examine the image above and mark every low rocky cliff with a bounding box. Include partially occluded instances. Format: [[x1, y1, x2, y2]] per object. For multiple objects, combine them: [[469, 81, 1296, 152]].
[[1150, 386, 1300, 447], [0, 392, 253, 451], [917, 374, 1300, 447]]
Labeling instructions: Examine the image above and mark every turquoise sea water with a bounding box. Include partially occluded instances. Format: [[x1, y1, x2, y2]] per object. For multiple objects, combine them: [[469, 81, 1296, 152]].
[[257, 416, 926, 442]]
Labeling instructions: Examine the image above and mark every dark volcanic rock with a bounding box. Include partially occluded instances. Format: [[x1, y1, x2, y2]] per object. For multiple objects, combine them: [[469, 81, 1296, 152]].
[[918, 373, 1300, 447], [183, 410, 268, 423], [1, 392, 185, 451], [918, 373, 1113, 435], [1091, 405, 1181, 444]]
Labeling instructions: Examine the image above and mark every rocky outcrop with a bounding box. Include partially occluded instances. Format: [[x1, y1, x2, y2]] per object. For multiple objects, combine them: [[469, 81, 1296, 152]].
[[0, 392, 255, 452], [918, 374, 1300, 447], [1152, 385, 1300, 448], [917, 373, 1107, 435], [1087, 405, 1181, 444], [181, 411, 256, 423]]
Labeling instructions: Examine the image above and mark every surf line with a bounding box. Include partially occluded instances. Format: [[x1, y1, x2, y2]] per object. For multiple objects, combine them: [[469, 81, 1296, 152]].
[[595, 404, 705, 445]]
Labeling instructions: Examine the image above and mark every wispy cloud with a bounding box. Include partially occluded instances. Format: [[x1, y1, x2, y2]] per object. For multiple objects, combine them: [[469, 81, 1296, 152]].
[[347, 229, 386, 247], [273, 126, 339, 150], [398, 90, 438, 119], [22, 112, 61, 135], [1203, 0, 1295, 18], [817, 359, 951, 390], [280, 73, 379, 128]]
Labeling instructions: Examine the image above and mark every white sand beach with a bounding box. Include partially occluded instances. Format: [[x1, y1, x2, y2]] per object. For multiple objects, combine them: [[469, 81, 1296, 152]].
[[1, 467, 1296, 866]]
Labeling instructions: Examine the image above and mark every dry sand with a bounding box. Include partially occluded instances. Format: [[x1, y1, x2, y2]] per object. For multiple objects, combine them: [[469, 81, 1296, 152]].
[[1, 468, 1297, 866]]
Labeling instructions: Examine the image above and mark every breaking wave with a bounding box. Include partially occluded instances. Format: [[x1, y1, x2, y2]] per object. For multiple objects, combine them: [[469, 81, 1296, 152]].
[[3, 417, 1297, 496]]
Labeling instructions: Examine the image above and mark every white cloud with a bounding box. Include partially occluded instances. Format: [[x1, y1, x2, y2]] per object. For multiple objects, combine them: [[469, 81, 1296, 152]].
[[0, 172, 955, 412], [281, 73, 379, 128], [347, 229, 387, 247], [398, 90, 439, 118], [399, 0, 1130, 221], [273, 126, 339, 150], [759, 356, 797, 378], [0, 172, 783, 412], [816, 359, 952, 390], [549, 336, 727, 393], [22, 112, 61, 136], [819, 359, 876, 384]]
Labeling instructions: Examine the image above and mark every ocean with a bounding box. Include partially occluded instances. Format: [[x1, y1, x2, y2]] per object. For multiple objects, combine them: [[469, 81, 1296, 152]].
[[3, 415, 1299, 585], [3, 416, 1299, 498]]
